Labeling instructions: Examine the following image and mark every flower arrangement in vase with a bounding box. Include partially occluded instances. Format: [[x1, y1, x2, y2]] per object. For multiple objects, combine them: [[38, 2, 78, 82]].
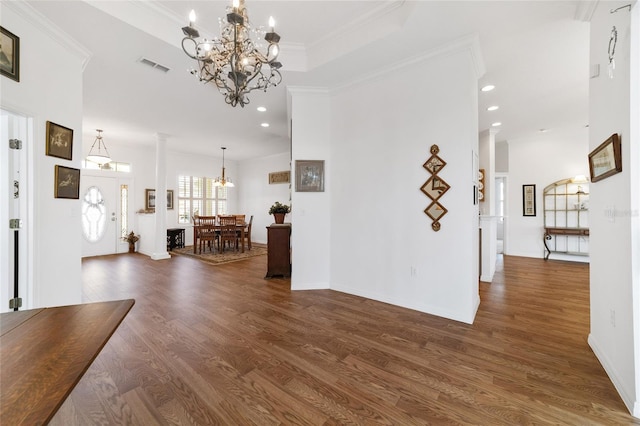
[[123, 231, 140, 253]]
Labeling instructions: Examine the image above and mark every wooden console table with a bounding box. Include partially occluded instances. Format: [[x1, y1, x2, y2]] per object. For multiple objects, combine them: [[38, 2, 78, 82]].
[[543, 227, 589, 260], [265, 223, 291, 278], [0, 299, 135, 425]]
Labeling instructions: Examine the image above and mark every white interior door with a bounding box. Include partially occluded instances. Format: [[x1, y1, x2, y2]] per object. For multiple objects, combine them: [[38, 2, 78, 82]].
[[81, 175, 118, 257]]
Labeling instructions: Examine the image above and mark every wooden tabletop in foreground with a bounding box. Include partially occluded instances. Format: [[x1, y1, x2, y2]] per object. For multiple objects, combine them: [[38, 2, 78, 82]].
[[0, 299, 135, 425]]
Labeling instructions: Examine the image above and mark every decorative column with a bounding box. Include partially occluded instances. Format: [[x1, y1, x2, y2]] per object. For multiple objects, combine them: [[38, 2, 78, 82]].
[[151, 133, 171, 260]]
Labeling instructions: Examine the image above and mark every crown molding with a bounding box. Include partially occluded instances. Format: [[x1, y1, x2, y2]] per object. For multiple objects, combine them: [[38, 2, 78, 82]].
[[2, 1, 92, 70], [574, 0, 599, 22], [306, 1, 411, 71], [329, 33, 485, 93]]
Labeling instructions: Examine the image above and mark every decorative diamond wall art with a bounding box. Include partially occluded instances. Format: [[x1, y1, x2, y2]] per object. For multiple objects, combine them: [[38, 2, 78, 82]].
[[421, 144, 449, 231]]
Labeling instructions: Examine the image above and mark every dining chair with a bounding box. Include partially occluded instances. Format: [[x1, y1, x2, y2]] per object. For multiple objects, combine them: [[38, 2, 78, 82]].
[[218, 215, 238, 252], [197, 215, 217, 254], [192, 215, 201, 254], [238, 215, 253, 250]]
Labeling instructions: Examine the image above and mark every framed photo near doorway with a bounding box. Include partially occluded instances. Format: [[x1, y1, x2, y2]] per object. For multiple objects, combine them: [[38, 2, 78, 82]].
[[54, 165, 80, 199], [522, 184, 536, 216], [0, 26, 20, 82], [46, 121, 74, 160]]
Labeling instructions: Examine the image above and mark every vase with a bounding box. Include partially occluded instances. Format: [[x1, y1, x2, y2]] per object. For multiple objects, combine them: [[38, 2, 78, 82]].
[[128, 243, 135, 253], [273, 213, 285, 224]]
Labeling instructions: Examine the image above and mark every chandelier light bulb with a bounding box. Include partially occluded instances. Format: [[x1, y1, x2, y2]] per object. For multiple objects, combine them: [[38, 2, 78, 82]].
[[268, 16, 275, 30], [189, 10, 196, 24], [233, 0, 240, 9]]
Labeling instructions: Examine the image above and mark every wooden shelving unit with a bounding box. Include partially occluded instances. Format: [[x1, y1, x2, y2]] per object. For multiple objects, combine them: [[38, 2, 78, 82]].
[[543, 178, 590, 259]]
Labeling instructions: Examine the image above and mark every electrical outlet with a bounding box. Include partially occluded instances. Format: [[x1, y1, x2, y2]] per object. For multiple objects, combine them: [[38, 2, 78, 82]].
[[610, 309, 616, 327]]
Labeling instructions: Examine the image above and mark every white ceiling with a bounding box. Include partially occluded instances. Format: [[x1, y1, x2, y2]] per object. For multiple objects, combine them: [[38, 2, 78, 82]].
[[26, 1, 590, 161]]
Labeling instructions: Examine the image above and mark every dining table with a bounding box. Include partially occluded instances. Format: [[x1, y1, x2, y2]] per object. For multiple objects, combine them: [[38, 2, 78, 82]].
[[193, 216, 248, 254]]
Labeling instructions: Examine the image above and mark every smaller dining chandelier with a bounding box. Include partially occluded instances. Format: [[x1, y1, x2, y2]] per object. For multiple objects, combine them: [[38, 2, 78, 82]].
[[181, 0, 282, 108], [214, 147, 234, 187], [86, 129, 111, 165]]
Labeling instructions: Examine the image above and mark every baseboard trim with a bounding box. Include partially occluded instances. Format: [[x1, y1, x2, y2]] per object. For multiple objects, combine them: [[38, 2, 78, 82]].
[[588, 333, 638, 418]]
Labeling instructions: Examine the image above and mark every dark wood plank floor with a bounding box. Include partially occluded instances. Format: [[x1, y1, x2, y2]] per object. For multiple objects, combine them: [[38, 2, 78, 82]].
[[49, 253, 639, 425]]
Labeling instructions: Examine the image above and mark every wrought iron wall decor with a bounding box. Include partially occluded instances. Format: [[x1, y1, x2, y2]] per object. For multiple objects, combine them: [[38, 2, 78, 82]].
[[421, 144, 450, 231]]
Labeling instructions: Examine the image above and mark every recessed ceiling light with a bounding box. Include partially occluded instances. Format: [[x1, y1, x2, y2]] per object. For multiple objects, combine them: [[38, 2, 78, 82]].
[[487, 105, 499, 111], [539, 128, 549, 133], [481, 85, 495, 92], [491, 122, 502, 127], [257, 106, 267, 112], [261, 122, 270, 127]]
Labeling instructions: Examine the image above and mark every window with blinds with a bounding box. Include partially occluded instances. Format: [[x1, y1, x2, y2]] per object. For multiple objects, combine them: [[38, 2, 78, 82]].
[[178, 176, 228, 224]]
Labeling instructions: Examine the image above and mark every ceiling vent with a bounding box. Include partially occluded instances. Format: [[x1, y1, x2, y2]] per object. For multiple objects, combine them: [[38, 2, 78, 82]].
[[138, 57, 170, 73]]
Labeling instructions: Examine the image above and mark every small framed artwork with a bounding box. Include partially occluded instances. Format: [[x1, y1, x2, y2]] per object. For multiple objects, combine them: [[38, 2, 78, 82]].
[[522, 184, 536, 216], [46, 121, 74, 160], [145, 188, 156, 210], [269, 170, 290, 184], [167, 190, 174, 210], [0, 26, 20, 82], [589, 133, 622, 182], [295, 160, 324, 192], [54, 165, 80, 199]]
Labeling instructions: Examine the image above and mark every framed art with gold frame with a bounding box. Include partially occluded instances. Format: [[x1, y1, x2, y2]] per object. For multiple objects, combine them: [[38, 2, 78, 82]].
[[46, 121, 73, 160], [54, 165, 80, 199], [588, 133, 622, 182]]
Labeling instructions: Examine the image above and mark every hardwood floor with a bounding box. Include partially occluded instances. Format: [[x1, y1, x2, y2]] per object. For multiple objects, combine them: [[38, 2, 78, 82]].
[[49, 253, 638, 425]]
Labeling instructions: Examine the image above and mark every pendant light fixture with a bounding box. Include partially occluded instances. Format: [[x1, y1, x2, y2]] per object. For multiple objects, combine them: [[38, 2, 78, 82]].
[[213, 147, 234, 187], [86, 129, 112, 165]]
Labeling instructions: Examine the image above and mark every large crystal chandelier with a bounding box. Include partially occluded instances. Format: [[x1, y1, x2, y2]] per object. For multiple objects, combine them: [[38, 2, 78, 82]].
[[181, 0, 282, 108]]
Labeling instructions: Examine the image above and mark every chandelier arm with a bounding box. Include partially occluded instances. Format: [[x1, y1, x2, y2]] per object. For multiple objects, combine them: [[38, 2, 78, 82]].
[[181, 37, 200, 60]]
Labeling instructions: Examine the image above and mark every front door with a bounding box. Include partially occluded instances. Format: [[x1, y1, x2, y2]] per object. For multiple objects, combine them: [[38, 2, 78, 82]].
[[81, 175, 118, 257]]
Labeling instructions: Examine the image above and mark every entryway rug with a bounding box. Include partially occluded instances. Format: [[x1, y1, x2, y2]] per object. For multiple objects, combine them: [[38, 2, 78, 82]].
[[170, 244, 267, 265]]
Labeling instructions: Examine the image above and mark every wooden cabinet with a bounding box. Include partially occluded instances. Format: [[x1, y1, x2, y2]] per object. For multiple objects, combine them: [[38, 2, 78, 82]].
[[265, 224, 291, 278], [542, 178, 589, 259]]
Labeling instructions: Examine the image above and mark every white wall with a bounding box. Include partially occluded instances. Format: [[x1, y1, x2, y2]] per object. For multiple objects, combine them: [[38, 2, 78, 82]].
[[289, 88, 332, 290], [1, 2, 89, 308], [505, 126, 590, 259], [324, 40, 482, 324], [588, 0, 639, 417], [238, 152, 291, 244]]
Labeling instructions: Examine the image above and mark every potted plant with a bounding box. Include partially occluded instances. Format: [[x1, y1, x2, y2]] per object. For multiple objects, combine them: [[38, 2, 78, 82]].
[[123, 231, 140, 253], [268, 201, 291, 224]]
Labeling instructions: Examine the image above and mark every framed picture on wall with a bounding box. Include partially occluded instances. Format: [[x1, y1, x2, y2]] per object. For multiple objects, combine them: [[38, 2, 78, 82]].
[[46, 121, 74, 160], [167, 190, 174, 210], [295, 160, 324, 192], [588, 133, 622, 182], [522, 184, 536, 216], [269, 170, 290, 184], [54, 165, 80, 199], [0, 26, 20, 82]]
